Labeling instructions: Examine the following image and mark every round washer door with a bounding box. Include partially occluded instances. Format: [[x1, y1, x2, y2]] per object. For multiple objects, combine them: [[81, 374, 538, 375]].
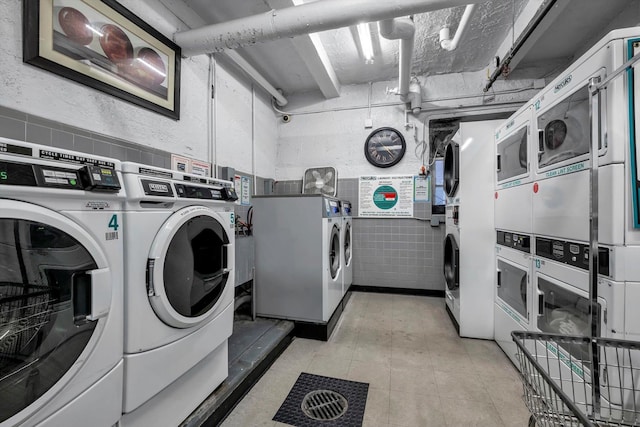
[[343, 223, 352, 266], [147, 206, 231, 328], [443, 233, 459, 291], [0, 200, 110, 424], [329, 224, 341, 280], [444, 141, 460, 197]]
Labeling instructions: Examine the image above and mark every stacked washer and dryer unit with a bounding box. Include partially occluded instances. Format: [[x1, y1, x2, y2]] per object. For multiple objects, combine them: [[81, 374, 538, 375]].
[[494, 29, 640, 412], [0, 138, 125, 427], [493, 104, 535, 364], [119, 163, 237, 427], [443, 120, 502, 338]]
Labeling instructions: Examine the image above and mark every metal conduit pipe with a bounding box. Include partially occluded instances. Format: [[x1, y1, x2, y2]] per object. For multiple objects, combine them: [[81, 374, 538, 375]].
[[483, 0, 558, 92], [379, 17, 416, 102], [439, 4, 476, 51], [174, 0, 481, 56]]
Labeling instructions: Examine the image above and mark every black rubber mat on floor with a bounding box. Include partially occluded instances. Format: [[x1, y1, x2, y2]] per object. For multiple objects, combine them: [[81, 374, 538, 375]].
[[273, 372, 369, 427]]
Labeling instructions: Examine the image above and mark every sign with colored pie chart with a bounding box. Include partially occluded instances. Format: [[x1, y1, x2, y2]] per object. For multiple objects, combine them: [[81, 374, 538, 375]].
[[358, 175, 414, 217]]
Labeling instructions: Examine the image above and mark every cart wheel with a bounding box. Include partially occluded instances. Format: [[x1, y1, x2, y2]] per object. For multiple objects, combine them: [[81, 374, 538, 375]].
[[528, 415, 536, 427]]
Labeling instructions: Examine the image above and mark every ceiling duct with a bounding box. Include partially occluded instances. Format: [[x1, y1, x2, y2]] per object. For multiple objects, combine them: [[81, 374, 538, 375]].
[[174, 0, 482, 57]]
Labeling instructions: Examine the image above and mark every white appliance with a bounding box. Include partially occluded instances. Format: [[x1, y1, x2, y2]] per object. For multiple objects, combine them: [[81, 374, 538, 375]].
[[494, 231, 532, 365], [442, 120, 502, 338], [494, 105, 533, 234], [0, 138, 124, 427], [531, 28, 640, 245], [254, 195, 343, 324], [119, 163, 237, 427], [531, 238, 631, 412], [341, 200, 353, 294]]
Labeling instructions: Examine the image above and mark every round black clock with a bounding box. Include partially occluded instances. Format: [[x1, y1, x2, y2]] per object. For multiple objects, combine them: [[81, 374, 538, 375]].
[[364, 127, 406, 168]]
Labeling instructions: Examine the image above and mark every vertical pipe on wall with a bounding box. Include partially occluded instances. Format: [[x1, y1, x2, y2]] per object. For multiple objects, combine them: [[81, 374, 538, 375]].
[[207, 54, 214, 174], [212, 55, 218, 178], [252, 85, 257, 195]]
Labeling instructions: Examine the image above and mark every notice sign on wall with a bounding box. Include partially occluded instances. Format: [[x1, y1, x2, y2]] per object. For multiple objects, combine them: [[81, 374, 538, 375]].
[[359, 175, 414, 217]]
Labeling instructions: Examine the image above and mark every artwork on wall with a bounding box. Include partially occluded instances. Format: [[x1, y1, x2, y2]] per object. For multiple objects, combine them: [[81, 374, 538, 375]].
[[23, 0, 181, 119]]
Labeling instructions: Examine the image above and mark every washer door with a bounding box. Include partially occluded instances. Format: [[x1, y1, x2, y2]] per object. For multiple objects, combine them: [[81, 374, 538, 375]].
[[329, 224, 341, 280], [443, 234, 459, 290], [147, 206, 231, 328], [444, 141, 460, 197], [343, 222, 352, 267], [0, 201, 110, 424]]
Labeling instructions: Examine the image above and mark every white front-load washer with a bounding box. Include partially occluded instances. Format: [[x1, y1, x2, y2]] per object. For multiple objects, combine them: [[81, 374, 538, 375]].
[[0, 138, 124, 427], [494, 105, 533, 234], [253, 195, 343, 326], [494, 230, 532, 365], [341, 200, 353, 294], [119, 163, 237, 427]]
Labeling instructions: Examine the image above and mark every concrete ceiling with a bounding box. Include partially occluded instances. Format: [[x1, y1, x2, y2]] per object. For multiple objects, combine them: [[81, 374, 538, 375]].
[[179, 0, 639, 97]]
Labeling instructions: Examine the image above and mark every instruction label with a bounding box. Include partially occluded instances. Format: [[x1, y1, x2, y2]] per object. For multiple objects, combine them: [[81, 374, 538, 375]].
[[359, 175, 414, 217]]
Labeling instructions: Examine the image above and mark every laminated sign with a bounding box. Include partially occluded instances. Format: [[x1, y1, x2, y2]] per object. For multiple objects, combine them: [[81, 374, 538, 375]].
[[358, 175, 414, 217]]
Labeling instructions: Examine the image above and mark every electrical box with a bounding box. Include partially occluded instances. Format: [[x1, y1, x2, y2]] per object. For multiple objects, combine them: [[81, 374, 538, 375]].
[[263, 179, 275, 195], [219, 166, 235, 182]]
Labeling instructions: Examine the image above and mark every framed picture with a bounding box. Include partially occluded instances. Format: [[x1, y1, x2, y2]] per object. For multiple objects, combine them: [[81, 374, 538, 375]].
[[23, 0, 181, 119]]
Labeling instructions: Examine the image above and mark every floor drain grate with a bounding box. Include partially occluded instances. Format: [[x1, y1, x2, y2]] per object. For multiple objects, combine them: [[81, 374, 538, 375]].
[[301, 389, 348, 421], [273, 373, 368, 427]]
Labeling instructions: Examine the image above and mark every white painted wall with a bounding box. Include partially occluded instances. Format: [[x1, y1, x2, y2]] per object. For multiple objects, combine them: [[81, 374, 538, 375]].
[[276, 71, 540, 180], [0, 0, 278, 179]]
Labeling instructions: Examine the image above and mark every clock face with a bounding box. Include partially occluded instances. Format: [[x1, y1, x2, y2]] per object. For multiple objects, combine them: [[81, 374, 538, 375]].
[[364, 127, 406, 168]]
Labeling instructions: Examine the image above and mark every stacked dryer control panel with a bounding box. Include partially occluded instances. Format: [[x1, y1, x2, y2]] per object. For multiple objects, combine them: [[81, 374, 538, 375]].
[[493, 27, 640, 378]]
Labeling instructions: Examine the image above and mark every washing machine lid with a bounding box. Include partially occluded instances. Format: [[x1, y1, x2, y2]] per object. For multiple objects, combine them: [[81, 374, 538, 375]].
[[443, 233, 459, 291], [443, 141, 460, 198], [147, 206, 231, 328], [343, 222, 352, 266], [329, 224, 341, 280], [0, 200, 111, 424]]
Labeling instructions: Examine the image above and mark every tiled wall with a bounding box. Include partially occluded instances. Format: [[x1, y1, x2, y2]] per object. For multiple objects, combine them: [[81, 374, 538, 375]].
[[0, 106, 172, 168], [274, 178, 445, 291]]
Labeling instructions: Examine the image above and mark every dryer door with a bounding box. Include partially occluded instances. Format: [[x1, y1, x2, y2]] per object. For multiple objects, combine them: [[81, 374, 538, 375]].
[[536, 85, 590, 171], [444, 141, 460, 197], [0, 201, 110, 424], [147, 206, 231, 328], [443, 234, 459, 290], [496, 257, 528, 321], [496, 125, 529, 185]]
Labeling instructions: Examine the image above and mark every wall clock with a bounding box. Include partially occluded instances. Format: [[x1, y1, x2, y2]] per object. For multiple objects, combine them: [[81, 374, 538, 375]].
[[364, 127, 406, 168]]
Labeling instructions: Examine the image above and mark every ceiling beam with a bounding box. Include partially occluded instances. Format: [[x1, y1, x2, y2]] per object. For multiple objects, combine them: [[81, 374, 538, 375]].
[[266, 0, 341, 98]]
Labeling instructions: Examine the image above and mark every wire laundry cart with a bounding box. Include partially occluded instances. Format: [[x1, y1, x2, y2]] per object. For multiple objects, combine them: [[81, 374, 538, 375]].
[[513, 331, 640, 426], [0, 282, 54, 371]]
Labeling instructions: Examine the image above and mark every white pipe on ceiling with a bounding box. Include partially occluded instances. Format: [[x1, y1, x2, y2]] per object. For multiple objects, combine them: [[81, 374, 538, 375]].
[[379, 17, 415, 103], [174, 0, 481, 56], [439, 4, 476, 51]]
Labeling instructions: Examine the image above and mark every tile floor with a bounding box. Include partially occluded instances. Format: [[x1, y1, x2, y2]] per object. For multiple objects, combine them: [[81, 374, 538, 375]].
[[221, 292, 530, 427]]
